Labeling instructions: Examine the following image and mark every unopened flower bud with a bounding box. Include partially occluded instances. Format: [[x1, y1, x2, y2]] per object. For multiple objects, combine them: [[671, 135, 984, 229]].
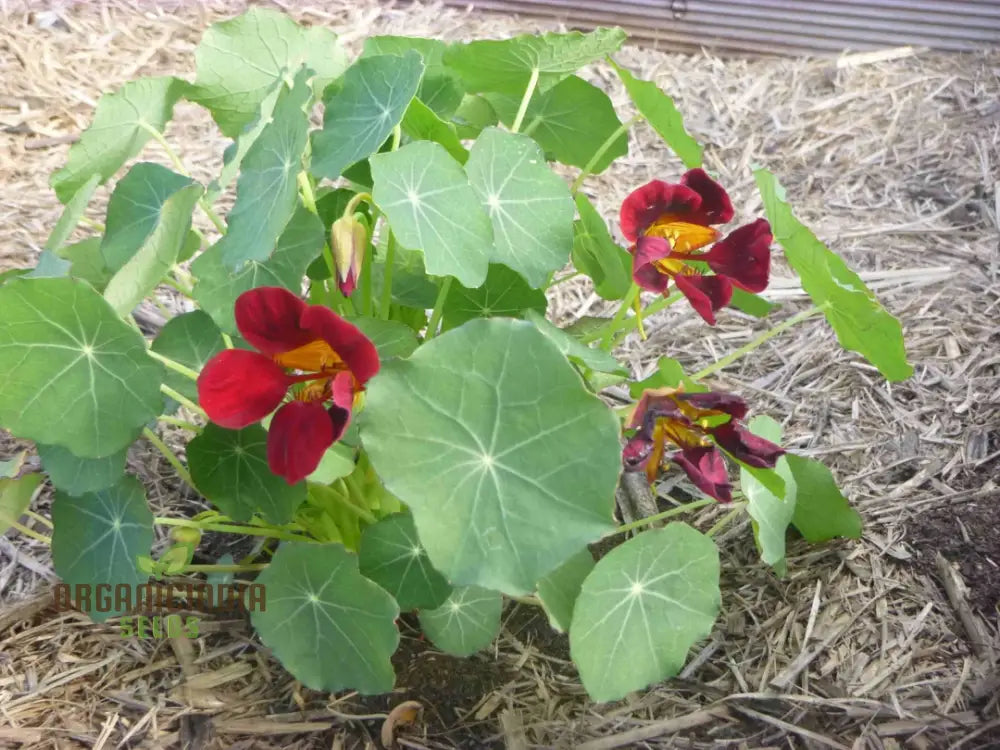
[[331, 214, 367, 297], [170, 526, 202, 546]]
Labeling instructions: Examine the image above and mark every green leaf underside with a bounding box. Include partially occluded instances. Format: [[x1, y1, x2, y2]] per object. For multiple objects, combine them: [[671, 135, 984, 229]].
[[466, 128, 575, 288], [359, 511, 452, 610], [26, 250, 71, 280], [442, 263, 547, 331], [453, 94, 499, 140], [102, 167, 203, 316], [524, 310, 626, 375], [0, 474, 43, 535], [193, 205, 324, 334], [490, 76, 627, 172], [346, 317, 419, 360], [214, 69, 312, 270], [44, 174, 101, 254], [570, 523, 720, 702], [190, 7, 348, 138], [251, 542, 399, 694], [56, 238, 112, 291], [311, 52, 425, 181], [361, 318, 619, 595], [443, 28, 627, 95], [50, 77, 186, 203], [150, 311, 225, 405], [729, 287, 776, 318], [572, 194, 632, 301], [306, 443, 356, 485], [38, 442, 129, 496], [537, 548, 595, 632], [612, 61, 703, 170], [788, 454, 863, 542], [51, 476, 154, 621], [754, 168, 912, 382], [187, 424, 305, 524], [371, 141, 493, 288], [418, 585, 503, 657], [0, 278, 163, 457], [401, 97, 468, 164], [740, 416, 795, 573]]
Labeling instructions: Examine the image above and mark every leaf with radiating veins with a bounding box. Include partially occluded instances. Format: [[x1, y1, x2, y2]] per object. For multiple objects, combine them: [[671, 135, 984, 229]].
[[359, 511, 452, 610], [418, 586, 503, 656], [0, 277, 164, 457]]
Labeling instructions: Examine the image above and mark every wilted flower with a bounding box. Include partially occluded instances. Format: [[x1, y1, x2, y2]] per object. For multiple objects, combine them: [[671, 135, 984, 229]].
[[622, 387, 784, 502]]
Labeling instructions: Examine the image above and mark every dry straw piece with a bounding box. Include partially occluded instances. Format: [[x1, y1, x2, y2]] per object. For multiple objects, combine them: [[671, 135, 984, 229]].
[[1, 1, 999, 748]]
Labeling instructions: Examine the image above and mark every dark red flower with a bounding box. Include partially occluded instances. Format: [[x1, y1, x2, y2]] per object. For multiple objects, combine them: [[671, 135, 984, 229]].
[[197, 287, 380, 484], [621, 387, 784, 503], [620, 169, 774, 325]]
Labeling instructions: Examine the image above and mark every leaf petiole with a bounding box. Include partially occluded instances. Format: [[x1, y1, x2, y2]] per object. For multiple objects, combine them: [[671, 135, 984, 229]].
[[425, 277, 453, 339], [571, 114, 640, 195], [148, 350, 200, 381], [510, 67, 540, 134], [143, 427, 195, 490]]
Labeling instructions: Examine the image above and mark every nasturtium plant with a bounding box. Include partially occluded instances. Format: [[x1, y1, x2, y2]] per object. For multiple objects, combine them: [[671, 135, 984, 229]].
[[0, 8, 909, 703]]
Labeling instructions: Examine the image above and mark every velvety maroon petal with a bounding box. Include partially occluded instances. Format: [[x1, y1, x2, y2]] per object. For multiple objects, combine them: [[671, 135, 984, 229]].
[[235, 287, 314, 355], [300, 306, 380, 385], [680, 169, 734, 225], [267, 401, 335, 484], [677, 391, 748, 420], [712, 422, 785, 469], [622, 434, 655, 471], [628, 387, 683, 430], [620, 180, 702, 242], [671, 446, 733, 502], [704, 219, 773, 293], [674, 274, 733, 326], [197, 349, 291, 429], [632, 236, 673, 294]]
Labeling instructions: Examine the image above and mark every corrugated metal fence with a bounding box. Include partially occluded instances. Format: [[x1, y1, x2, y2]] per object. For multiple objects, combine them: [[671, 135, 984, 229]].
[[441, 0, 1000, 56]]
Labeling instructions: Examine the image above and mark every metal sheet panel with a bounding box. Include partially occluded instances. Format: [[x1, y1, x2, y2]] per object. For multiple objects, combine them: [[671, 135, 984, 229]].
[[438, 0, 1000, 56]]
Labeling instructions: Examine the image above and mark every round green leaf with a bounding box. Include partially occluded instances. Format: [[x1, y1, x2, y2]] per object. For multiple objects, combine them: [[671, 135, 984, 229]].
[[251, 542, 399, 694], [312, 52, 425, 181], [442, 263, 547, 331], [570, 523, 721, 702], [523, 310, 626, 376], [192, 204, 324, 334], [788, 454, 862, 542], [38, 443, 129, 496], [359, 512, 452, 611], [190, 7, 349, 138], [187, 424, 306, 524], [417, 585, 503, 657], [740, 415, 795, 574], [466, 128, 575, 288], [536, 548, 595, 633], [371, 141, 493, 288], [150, 311, 225, 406], [0, 277, 164, 457], [51, 475, 154, 622], [360, 318, 619, 595]]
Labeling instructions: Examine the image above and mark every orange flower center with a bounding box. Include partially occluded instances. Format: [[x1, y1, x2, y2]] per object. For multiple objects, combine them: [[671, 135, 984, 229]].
[[646, 218, 720, 255], [273, 339, 347, 374]]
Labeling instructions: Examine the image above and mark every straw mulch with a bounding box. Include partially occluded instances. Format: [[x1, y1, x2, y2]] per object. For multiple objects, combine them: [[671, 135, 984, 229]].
[[1, 1, 998, 748]]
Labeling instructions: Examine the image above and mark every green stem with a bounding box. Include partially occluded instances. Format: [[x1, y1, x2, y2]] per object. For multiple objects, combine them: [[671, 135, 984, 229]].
[[221, 333, 234, 349], [80, 216, 105, 233], [508, 594, 543, 607], [297, 171, 318, 215], [154, 517, 316, 543], [390, 124, 402, 151], [338, 477, 378, 525], [345, 191, 373, 216], [24, 509, 53, 528], [692, 306, 824, 381], [142, 427, 195, 489], [547, 271, 581, 289], [571, 115, 640, 195], [10, 519, 51, 545], [160, 276, 192, 298], [148, 350, 200, 381], [425, 277, 453, 339], [160, 384, 207, 419], [158, 415, 202, 433], [706, 502, 748, 537], [380, 231, 396, 319], [608, 497, 715, 537], [510, 67, 540, 133], [583, 291, 682, 345], [139, 122, 227, 235], [180, 563, 269, 573], [601, 283, 640, 350]]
